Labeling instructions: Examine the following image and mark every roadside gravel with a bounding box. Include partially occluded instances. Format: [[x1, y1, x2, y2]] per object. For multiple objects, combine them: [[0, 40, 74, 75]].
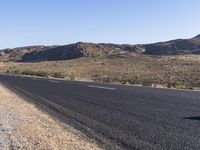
[[0, 84, 102, 150]]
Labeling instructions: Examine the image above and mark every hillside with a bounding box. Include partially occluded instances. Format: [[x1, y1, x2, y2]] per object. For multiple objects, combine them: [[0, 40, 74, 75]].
[[194, 34, 200, 38], [0, 35, 200, 62], [144, 35, 200, 55], [0, 46, 53, 62]]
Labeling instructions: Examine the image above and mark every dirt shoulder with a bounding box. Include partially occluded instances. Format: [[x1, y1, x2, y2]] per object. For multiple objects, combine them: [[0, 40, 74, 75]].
[[0, 84, 102, 150]]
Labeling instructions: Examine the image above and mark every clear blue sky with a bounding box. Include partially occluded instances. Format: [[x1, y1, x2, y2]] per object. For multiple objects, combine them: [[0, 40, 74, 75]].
[[0, 0, 200, 49]]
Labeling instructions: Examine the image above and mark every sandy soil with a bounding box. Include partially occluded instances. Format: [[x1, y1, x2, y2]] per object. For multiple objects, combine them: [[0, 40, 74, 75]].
[[0, 84, 103, 150]]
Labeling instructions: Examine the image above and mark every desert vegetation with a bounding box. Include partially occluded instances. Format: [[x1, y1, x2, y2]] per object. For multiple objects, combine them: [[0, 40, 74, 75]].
[[1, 55, 200, 90]]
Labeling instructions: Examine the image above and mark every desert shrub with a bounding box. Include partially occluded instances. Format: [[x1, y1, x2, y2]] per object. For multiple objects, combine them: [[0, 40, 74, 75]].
[[126, 78, 138, 85], [101, 76, 111, 82], [167, 82, 176, 88], [6, 70, 10, 74], [21, 70, 48, 77], [92, 74, 111, 83], [141, 79, 153, 86], [14, 69, 20, 74], [35, 71, 48, 77], [53, 72, 65, 78], [70, 76, 75, 80], [7, 69, 20, 74]]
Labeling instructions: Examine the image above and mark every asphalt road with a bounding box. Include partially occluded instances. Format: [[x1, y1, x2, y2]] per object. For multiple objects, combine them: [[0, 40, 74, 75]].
[[0, 74, 200, 150]]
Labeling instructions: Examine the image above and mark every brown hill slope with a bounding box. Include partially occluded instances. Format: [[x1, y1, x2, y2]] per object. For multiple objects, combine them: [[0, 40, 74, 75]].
[[0, 35, 200, 62], [18, 43, 145, 62], [0, 46, 53, 62], [144, 35, 200, 55], [194, 34, 200, 38]]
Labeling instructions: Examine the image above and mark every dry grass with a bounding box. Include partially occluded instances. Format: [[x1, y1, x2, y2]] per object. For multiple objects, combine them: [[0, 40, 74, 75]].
[[1, 55, 200, 89]]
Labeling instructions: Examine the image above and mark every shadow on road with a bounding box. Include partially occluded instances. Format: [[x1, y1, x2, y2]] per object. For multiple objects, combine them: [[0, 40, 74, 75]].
[[183, 116, 200, 121]]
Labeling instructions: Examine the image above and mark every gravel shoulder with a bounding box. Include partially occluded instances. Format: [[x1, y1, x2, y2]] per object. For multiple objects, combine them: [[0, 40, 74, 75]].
[[0, 83, 102, 150]]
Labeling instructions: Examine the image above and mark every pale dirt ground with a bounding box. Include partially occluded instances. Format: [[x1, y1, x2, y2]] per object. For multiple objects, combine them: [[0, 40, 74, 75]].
[[0, 84, 103, 150]]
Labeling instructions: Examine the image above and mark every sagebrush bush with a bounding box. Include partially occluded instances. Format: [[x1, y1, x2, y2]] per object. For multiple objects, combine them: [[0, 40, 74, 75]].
[[53, 72, 65, 78], [21, 70, 48, 77]]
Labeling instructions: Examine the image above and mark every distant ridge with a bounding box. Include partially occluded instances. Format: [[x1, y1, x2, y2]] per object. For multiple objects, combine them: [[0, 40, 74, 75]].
[[194, 34, 200, 38], [0, 34, 200, 62]]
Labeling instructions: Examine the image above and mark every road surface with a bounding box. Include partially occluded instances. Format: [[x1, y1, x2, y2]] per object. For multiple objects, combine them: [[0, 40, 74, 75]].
[[0, 74, 200, 150]]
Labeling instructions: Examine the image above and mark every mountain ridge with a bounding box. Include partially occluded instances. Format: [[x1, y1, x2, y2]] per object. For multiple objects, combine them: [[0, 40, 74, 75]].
[[0, 35, 200, 62], [194, 34, 200, 38]]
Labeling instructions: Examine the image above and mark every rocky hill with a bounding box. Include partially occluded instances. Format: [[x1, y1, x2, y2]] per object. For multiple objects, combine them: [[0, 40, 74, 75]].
[[194, 34, 200, 38], [144, 35, 200, 55], [0, 46, 54, 62], [0, 35, 200, 62], [0, 43, 145, 62]]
